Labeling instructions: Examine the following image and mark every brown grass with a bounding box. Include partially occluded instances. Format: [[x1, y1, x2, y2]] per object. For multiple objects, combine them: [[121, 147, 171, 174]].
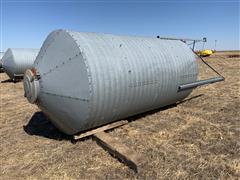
[[0, 51, 239, 179]]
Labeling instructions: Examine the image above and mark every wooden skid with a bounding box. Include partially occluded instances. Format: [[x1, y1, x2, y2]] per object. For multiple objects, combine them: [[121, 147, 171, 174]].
[[73, 120, 128, 140], [74, 120, 145, 172], [93, 132, 145, 173]]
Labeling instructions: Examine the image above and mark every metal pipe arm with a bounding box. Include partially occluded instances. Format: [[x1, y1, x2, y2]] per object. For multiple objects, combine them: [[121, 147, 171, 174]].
[[178, 77, 224, 92]]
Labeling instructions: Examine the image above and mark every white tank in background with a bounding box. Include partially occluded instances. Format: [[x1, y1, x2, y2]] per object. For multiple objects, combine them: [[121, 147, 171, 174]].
[[0, 52, 4, 72], [2, 48, 39, 81]]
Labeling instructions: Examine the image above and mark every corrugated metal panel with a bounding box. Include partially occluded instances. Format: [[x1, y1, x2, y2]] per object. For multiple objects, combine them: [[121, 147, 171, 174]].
[[0, 52, 4, 60], [28, 29, 198, 135], [2, 48, 39, 80]]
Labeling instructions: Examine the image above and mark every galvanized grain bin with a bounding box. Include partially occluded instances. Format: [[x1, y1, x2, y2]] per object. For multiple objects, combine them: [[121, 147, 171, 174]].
[[0, 52, 4, 59], [2, 48, 39, 81], [0, 52, 3, 72], [24, 30, 198, 135], [0, 62, 3, 72]]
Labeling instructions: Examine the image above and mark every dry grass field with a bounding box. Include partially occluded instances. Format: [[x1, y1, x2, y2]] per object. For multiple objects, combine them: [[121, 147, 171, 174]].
[[0, 51, 239, 179]]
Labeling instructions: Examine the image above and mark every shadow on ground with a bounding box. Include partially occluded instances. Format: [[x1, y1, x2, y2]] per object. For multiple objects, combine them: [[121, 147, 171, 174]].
[[23, 112, 72, 141], [0, 78, 22, 83], [0, 79, 14, 83], [23, 94, 204, 141]]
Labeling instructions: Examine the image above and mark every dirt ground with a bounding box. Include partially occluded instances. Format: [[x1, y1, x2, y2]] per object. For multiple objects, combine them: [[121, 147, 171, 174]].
[[0, 51, 239, 179]]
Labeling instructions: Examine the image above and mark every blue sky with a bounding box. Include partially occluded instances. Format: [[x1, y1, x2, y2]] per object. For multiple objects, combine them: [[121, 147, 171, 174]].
[[0, 0, 239, 52]]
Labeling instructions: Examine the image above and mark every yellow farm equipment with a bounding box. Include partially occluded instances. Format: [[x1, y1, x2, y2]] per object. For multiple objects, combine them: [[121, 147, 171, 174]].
[[198, 49, 214, 57]]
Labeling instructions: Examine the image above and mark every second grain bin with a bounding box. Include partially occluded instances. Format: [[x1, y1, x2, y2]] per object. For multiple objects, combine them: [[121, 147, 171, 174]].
[[24, 29, 199, 135], [2, 48, 39, 81], [0, 52, 4, 72]]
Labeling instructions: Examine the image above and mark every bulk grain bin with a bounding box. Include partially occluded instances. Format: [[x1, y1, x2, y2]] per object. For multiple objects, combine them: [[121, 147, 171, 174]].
[[0, 52, 4, 72], [0, 60, 3, 73], [0, 52, 4, 60], [2, 48, 39, 81], [24, 29, 199, 135]]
